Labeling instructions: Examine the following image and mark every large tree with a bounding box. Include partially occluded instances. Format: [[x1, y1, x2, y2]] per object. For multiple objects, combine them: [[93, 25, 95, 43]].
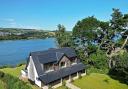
[[73, 16, 100, 41], [55, 24, 73, 47], [105, 9, 128, 68], [73, 16, 101, 54], [72, 8, 128, 69]]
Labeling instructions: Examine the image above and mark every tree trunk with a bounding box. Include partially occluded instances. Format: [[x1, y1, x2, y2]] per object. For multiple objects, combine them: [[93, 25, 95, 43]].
[[108, 58, 112, 68], [112, 60, 116, 67], [121, 36, 128, 49]]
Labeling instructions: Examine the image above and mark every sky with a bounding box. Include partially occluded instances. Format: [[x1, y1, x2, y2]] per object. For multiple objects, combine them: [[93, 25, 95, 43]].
[[0, 0, 128, 31]]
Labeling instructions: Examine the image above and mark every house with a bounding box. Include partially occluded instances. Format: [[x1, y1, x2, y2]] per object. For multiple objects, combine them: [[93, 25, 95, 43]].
[[21, 47, 86, 89]]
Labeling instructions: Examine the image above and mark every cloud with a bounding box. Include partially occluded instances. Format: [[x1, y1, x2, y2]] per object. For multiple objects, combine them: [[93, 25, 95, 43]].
[[4, 18, 15, 22], [1, 18, 17, 27], [0, 18, 42, 29], [18, 24, 42, 29]]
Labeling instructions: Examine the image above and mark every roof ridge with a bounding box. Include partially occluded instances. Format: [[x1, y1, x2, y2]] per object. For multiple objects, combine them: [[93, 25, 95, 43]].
[[56, 52, 64, 61], [31, 47, 76, 64], [56, 52, 58, 61], [31, 47, 72, 54]]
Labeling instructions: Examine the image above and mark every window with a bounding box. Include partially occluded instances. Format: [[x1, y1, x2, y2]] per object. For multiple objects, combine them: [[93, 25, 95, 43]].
[[71, 59, 76, 65], [44, 63, 53, 72], [60, 62, 66, 68]]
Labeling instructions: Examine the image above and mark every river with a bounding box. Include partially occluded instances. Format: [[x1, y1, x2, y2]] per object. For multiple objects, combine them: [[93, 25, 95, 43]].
[[0, 38, 57, 66]]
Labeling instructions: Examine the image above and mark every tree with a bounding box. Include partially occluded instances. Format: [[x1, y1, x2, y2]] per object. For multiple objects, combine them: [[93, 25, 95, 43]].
[[55, 24, 73, 48], [88, 50, 108, 69], [110, 9, 128, 50], [121, 14, 128, 49], [105, 9, 128, 68], [109, 52, 128, 84], [110, 8, 124, 32], [73, 16, 101, 55], [73, 16, 100, 42]]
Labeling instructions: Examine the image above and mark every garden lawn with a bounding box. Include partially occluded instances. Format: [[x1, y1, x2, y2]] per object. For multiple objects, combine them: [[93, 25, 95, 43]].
[[73, 73, 128, 89], [0, 65, 25, 77]]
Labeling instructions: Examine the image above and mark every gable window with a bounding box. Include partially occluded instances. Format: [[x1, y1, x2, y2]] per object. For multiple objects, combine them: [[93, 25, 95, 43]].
[[60, 62, 66, 68]]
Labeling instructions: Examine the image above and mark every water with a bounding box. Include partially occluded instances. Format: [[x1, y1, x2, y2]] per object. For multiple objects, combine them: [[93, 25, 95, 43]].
[[0, 38, 57, 66]]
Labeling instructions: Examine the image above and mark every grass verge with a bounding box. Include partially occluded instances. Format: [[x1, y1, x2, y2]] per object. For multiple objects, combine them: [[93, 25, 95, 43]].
[[73, 73, 128, 89]]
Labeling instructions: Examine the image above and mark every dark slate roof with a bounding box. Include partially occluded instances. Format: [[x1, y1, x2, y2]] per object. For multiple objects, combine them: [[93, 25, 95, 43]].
[[28, 47, 77, 75], [38, 63, 85, 84], [30, 47, 76, 64]]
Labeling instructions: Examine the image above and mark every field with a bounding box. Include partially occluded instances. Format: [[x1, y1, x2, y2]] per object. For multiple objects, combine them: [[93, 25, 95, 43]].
[[73, 73, 128, 89]]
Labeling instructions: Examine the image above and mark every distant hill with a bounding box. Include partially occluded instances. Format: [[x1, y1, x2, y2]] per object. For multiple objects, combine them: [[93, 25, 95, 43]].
[[0, 28, 55, 40], [0, 28, 41, 33]]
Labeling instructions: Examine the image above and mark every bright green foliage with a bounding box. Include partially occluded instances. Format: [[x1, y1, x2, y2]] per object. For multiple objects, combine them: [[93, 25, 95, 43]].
[[87, 67, 109, 74], [0, 65, 25, 77], [88, 50, 108, 69]]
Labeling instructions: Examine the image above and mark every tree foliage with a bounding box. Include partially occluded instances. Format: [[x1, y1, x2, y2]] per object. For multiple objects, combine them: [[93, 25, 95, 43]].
[[73, 16, 100, 42], [108, 52, 128, 84], [55, 24, 73, 47]]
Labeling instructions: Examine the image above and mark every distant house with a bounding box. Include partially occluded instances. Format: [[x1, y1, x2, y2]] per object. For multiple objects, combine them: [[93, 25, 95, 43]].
[[21, 47, 86, 89], [0, 31, 11, 36]]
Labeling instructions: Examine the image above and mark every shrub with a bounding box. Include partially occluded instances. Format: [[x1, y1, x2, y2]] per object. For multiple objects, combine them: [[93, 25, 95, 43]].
[[108, 52, 128, 84], [88, 50, 108, 69], [0, 71, 32, 89], [0, 71, 5, 78], [62, 81, 66, 86], [16, 62, 26, 67]]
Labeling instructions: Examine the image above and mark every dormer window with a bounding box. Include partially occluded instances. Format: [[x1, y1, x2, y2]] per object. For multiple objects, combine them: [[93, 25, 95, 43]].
[[44, 63, 54, 73]]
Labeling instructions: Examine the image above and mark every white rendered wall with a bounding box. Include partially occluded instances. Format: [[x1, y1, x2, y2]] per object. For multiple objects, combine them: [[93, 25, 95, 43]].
[[27, 56, 42, 87]]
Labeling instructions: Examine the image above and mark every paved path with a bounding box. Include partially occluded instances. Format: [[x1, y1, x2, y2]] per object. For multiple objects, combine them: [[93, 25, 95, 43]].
[[66, 81, 80, 89]]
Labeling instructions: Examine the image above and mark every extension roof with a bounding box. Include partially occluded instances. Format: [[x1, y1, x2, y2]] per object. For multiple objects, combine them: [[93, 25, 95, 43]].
[[39, 63, 85, 84]]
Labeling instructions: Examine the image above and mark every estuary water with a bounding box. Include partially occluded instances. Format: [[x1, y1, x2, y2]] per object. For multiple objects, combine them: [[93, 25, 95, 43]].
[[0, 38, 57, 66]]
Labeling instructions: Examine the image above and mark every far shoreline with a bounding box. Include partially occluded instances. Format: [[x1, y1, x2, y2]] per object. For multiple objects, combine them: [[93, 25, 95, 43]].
[[0, 62, 26, 68], [0, 37, 54, 42]]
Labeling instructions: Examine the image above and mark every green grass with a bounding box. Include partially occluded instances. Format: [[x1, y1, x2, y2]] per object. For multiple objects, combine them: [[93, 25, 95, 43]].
[[0, 65, 40, 89], [1, 65, 128, 89], [0, 80, 6, 89], [73, 73, 128, 89], [56, 86, 69, 89], [0, 65, 25, 77]]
